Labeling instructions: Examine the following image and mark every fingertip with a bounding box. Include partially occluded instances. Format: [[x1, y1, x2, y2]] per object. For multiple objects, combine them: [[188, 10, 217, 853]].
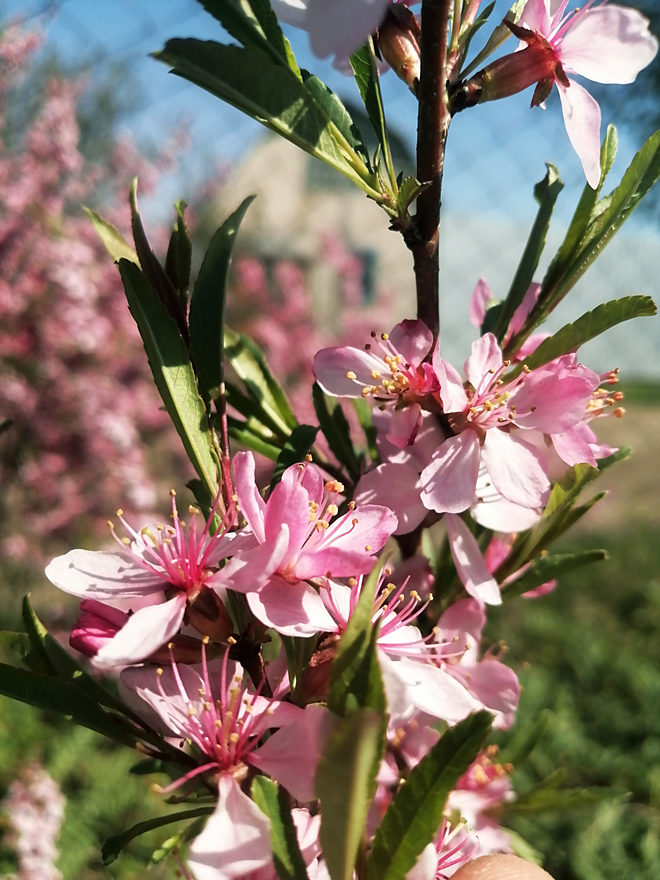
[[451, 853, 555, 880]]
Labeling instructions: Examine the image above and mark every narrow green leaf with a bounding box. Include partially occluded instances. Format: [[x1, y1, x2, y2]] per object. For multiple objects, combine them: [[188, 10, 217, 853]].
[[154, 41, 379, 198], [350, 39, 396, 189], [270, 424, 319, 489], [165, 199, 192, 304], [225, 327, 298, 434], [367, 712, 493, 880], [504, 549, 607, 597], [118, 259, 219, 498], [508, 296, 657, 375], [487, 163, 563, 340], [83, 206, 139, 265], [252, 777, 308, 880], [318, 708, 386, 880], [526, 129, 660, 337], [198, 0, 301, 76], [0, 631, 32, 664], [503, 785, 619, 816], [102, 807, 213, 865], [189, 196, 255, 400], [129, 180, 188, 340], [302, 71, 368, 162], [313, 383, 362, 482], [328, 562, 385, 717], [0, 662, 138, 747]]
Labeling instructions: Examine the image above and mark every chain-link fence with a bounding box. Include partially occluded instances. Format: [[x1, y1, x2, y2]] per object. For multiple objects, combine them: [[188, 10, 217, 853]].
[[3, 0, 659, 377]]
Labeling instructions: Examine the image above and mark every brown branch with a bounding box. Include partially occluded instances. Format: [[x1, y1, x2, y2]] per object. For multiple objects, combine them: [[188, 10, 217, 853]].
[[408, 0, 453, 340]]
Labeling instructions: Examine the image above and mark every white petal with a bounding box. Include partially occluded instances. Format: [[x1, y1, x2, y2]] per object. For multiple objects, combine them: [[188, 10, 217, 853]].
[[93, 594, 187, 669], [557, 80, 602, 189], [45, 548, 163, 600]]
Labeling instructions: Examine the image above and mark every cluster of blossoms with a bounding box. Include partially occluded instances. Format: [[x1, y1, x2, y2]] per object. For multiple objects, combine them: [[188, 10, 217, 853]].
[[44, 268, 622, 875]]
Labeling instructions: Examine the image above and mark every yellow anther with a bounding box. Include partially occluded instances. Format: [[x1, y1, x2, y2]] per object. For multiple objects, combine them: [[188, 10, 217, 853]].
[[370, 369, 381, 380], [116, 508, 124, 517], [327, 503, 338, 516], [381, 332, 389, 341], [345, 370, 357, 380]]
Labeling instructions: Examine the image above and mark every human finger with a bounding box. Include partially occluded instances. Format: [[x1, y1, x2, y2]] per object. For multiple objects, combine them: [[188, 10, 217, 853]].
[[451, 854, 555, 880]]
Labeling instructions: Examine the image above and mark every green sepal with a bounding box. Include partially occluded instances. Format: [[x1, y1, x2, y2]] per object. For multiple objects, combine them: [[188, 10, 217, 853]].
[[317, 708, 387, 880], [251, 777, 309, 880], [484, 163, 563, 340], [367, 711, 493, 880], [118, 258, 219, 499], [165, 199, 192, 308], [189, 196, 255, 401], [101, 807, 213, 865], [313, 383, 362, 483]]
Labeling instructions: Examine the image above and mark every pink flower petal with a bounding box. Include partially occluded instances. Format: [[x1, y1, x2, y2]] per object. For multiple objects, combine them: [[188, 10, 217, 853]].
[[482, 430, 550, 510], [233, 451, 267, 543], [187, 774, 272, 880], [420, 432, 481, 514], [445, 515, 501, 606], [246, 575, 337, 637], [313, 346, 387, 397], [250, 703, 332, 802], [217, 527, 290, 594], [557, 80, 602, 189], [432, 353, 467, 412], [264, 478, 312, 558], [469, 278, 493, 328], [559, 6, 658, 84], [45, 549, 163, 601], [388, 318, 434, 367], [306, 0, 390, 60], [464, 333, 502, 390], [93, 593, 187, 669], [355, 462, 427, 535]]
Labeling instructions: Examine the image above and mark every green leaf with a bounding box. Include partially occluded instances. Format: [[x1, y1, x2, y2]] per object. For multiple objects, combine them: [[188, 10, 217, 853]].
[[227, 416, 283, 461], [225, 327, 298, 434], [367, 712, 493, 880], [102, 807, 213, 864], [313, 383, 362, 483], [270, 424, 320, 489], [154, 40, 380, 198], [503, 785, 620, 816], [0, 631, 32, 664], [165, 199, 192, 305], [302, 70, 368, 163], [251, 777, 308, 880], [518, 129, 660, 344], [0, 662, 139, 747], [189, 196, 255, 401], [509, 296, 657, 374], [504, 549, 607, 598], [198, 0, 301, 75], [118, 259, 219, 499], [327, 562, 385, 717], [317, 708, 386, 880], [350, 39, 396, 190], [486, 163, 563, 340], [129, 180, 189, 341], [83, 206, 139, 265]]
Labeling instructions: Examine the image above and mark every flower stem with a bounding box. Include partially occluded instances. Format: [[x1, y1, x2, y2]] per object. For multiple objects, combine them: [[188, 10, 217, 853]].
[[409, 0, 453, 339]]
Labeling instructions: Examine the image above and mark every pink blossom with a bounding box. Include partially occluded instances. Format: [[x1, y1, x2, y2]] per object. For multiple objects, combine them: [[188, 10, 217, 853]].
[[485, 1, 658, 187], [420, 333, 599, 516], [270, 0, 391, 63], [123, 648, 330, 879], [314, 320, 440, 447], [45, 491, 246, 668], [218, 452, 397, 636]]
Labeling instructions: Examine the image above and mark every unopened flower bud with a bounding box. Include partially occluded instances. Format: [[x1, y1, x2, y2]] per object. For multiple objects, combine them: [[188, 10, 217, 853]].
[[377, 4, 421, 93], [186, 586, 234, 641]]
